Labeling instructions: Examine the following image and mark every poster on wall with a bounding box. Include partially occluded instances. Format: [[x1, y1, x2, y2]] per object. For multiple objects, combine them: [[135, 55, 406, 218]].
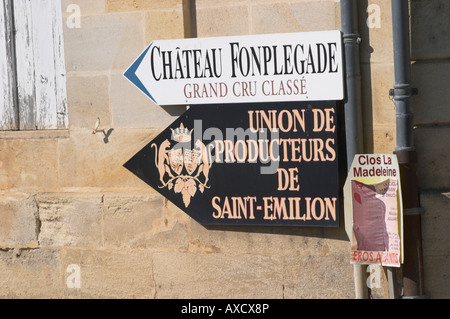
[[344, 154, 403, 267]]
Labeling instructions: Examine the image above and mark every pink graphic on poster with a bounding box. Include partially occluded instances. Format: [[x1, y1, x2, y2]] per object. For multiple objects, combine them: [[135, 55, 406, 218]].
[[351, 178, 401, 267]]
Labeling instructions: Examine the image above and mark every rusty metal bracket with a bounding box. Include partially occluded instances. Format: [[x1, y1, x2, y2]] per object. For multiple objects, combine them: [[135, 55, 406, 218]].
[[404, 207, 425, 216]]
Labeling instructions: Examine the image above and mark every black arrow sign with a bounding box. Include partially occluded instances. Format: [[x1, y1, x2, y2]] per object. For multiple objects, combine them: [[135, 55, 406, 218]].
[[124, 101, 340, 227]]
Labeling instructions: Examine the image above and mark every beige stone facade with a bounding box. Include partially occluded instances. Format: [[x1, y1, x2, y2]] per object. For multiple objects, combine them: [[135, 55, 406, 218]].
[[0, 0, 448, 299]]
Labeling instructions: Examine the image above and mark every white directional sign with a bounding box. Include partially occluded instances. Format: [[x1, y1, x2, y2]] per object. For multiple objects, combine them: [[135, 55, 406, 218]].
[[124, 31, 344, 106]]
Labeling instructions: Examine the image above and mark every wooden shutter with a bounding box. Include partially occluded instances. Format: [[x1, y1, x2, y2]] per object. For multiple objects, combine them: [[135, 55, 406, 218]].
[[0, 0, 17, 130], [0, 0, 68, 130]]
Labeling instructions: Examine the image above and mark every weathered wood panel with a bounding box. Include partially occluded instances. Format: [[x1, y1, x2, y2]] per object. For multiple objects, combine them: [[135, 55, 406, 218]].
[[31, 0, 58, 130], [51, 0, 68, 129], [0, 0, 17, 130], [13, 0, 36, 130]]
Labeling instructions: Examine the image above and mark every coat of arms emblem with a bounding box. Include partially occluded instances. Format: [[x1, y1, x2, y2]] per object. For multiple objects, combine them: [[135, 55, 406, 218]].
[[151, 123, 211, 207]]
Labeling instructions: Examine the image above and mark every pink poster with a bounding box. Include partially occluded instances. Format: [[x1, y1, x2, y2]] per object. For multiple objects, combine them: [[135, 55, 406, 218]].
[[350, 179, 401, 267]]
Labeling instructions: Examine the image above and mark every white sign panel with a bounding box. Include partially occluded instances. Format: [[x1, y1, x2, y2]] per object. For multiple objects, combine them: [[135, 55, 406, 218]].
[[124, 31, 344, 106]]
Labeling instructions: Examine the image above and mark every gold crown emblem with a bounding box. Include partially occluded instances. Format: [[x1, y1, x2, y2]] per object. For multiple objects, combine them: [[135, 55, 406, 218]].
[[171, 123, 192, 142]]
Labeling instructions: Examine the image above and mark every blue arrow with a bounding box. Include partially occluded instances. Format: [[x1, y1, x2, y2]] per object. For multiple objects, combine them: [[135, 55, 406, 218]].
[[124, 42, 157, 104]]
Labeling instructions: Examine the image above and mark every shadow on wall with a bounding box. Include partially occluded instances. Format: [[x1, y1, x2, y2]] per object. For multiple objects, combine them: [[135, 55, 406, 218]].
[[204, 223, 349, 242]]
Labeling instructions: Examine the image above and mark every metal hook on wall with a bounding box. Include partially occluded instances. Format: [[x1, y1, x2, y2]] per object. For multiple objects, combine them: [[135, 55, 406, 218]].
[[92, 117, 114, 144]]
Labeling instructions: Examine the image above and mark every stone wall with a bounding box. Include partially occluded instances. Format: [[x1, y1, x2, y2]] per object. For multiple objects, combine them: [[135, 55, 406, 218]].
[[410, 0, 450, 299], [0, 0, 448, 299]]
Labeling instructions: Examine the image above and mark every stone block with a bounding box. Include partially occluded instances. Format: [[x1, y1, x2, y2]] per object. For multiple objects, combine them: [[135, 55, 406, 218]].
[[197, 5, 249, 37], [152, 252, 283, 298], [423, 255, 450, 298], [57, 129, 160, 190], [361, 63, 396, 127], [414, 126, 450, 190], [412, 61, 450, 125], [366, 265, 390, 299], [282, 252, 354, 298], [420, 192, 450, 256], [189, 218, 329, 256], [0, 249, 63, 298], [359, 0, 394, 63], [103, 193, 189, 250], [196, 0, 247, 7], [145, 8, 185, 41], [63, 12, 145, 73], [62, 0, 106, 15], [363, 125, 396, 154], [67, 74, 111, 129], [61, 248, 155, 298], [411, 0, 450, 60], [0, 192, 38, 248], [106, 0, 182, 12], [36, 193, 103, 247], [110, 73, 184, 129], [251, 1, 336, 34], [0, 139, 59, 190]]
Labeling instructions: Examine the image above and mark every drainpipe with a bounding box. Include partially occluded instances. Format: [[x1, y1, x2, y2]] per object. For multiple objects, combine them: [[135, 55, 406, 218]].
[[390, 0, 425, 298], [340, 0, 368, 299]]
